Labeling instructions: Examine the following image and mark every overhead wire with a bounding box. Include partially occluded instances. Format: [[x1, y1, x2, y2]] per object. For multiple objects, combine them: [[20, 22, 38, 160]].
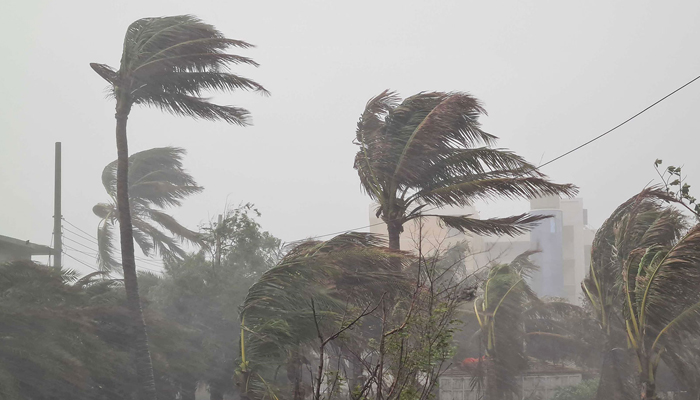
[[61, 228, 164, 268], [62, 218, 165, 266], [290, 72, 700, 242]]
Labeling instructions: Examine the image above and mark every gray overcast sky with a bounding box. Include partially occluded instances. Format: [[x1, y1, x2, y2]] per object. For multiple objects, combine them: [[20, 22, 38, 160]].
[[2, 0, 700, 273]]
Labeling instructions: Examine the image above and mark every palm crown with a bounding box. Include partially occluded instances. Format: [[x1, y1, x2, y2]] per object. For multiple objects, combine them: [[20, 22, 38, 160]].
[[91, 14, 268, 123], [354, 90, 577, 248], [93, 147, 204, 271]]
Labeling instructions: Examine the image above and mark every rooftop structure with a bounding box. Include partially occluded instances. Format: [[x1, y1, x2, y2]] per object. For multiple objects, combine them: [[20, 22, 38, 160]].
[[0, 234, 54, 263]]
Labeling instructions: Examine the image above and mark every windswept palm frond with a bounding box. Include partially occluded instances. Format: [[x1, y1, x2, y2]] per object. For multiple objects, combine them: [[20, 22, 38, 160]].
[[353, 90, 577, 249], [94, 147, 203, 272], [91, 15, 267, 125], [584, 187, 698, 398], [432, 213, 552, 237], [239, 233, 412, 397]]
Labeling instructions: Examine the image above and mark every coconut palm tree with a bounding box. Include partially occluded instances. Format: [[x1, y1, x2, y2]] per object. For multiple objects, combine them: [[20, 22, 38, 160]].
[[472, 252, 538, 400], [93, 147, 204, 272], [583, 188, 700, 399], [90, 15, 268, 399], [353, 90, 577, 250], [239, 232, 411, 400]]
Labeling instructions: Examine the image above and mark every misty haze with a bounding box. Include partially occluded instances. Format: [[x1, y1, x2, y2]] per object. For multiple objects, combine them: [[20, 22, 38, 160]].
[[2, 2, 700, 400]]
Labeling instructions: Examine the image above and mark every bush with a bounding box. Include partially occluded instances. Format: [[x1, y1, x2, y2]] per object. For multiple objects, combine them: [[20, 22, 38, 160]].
[[551, 379, 598, 400]]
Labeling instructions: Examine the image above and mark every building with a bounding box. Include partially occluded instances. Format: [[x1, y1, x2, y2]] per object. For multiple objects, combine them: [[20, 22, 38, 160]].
[[368, 196, 596, 304], [472, 197, 595, 304], [368, 203, 481, 253], [438, 360, 584, 400], [0, 234, 54, 263]]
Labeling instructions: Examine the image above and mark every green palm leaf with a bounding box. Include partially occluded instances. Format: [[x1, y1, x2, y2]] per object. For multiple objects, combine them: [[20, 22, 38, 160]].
[[353, 90, 577, 249]]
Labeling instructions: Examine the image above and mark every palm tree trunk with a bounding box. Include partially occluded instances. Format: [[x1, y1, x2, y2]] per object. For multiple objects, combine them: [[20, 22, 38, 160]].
[[387, 222, 401, 250], [115, 109, 157, 400]]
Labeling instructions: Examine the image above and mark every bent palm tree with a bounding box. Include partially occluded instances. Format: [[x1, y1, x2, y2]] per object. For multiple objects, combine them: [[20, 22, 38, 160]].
[[583, 188, 698, 399], [90, 15, 267, 400], [239, 233, 411, 400], [93, 147, 204, 272], [354, 90, 577, 249]]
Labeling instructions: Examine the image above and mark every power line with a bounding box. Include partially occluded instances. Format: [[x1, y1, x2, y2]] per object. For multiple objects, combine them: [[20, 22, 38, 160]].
[[62, 251, 99, 272], [62, 229, 163, 268], [64, 243, 98, 258], [61, 220, 165, 268], [62, 218, 99, 242], [62, 225, 99, 245], [292, 73, 700, 242], [538, 73, 700, 169]]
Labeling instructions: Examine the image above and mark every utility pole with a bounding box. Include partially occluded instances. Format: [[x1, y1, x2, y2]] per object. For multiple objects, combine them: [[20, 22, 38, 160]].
[[215, 214, 223, 270], [53, 142, 62, 269]]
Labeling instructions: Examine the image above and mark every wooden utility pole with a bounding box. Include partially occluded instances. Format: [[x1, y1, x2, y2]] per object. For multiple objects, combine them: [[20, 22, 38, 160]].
[[53, 142, 62, 269]]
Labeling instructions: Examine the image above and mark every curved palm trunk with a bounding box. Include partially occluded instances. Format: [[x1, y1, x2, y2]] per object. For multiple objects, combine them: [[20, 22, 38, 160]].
[[116, 109, 157, 400]]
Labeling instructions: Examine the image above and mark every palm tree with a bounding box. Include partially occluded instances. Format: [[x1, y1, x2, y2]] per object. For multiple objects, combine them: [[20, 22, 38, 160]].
[[90, 15, 268, 399], [472, 252, 538, 400], [239, 232, 411, 400], [353, 90, 577, 250], [583, 188, 700, 399], [93, 146, 204, 272]]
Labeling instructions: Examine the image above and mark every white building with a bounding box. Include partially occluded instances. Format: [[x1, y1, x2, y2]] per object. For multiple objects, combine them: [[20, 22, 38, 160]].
[[368, 196, 596, 305]]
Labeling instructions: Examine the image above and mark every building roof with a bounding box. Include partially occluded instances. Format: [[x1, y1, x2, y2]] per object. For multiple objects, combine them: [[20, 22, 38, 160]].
[[0, 234, 54, 256], [443, 357, 584, 377]]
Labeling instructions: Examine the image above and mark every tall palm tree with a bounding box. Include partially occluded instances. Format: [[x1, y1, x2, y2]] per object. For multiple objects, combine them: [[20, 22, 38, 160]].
[[583, 188, 699, 400], [90, 15, 268, 399], [353, 90, 577, 249], [93, 147, 204, 272]]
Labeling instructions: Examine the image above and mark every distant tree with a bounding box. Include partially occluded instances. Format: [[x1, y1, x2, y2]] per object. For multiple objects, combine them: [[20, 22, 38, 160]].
[[90, 15, 267, 399], [93, 147, 204, 271], [353, 90, 577, 249], [149, 205, 281, 400]]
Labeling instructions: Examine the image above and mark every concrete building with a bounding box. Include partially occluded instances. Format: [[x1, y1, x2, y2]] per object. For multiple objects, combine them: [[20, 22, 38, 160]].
[[368, 203, 482, 255], [368, 196, 595, 304], [439, 360, 584, 400], [470, 197, 595, 304], [0, 234, 54, 263]]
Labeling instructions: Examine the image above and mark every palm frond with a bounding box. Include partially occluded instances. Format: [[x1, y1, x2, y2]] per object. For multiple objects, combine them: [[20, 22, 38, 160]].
[[433, 213, 551, 237], [415, 175, 578, 208], [137, 90, 251, 125], [97, 219, 120, 272], [145, 209, 204, 247], [91, 14, 266, 125]]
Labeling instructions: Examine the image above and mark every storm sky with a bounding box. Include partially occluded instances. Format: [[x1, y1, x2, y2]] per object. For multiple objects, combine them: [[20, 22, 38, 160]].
[[2, 0, 700, 273]]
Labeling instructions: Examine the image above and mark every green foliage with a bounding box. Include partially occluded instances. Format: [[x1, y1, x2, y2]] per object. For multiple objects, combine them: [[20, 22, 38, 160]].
[[551, 380, 598, 400], [91, 14, 268, 124], [148, 204, 280, 398], [353, 90, 577, 247], [654, 159, 700, 219], [0, 260, 205, 400], [93, 147, 204, 271]]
